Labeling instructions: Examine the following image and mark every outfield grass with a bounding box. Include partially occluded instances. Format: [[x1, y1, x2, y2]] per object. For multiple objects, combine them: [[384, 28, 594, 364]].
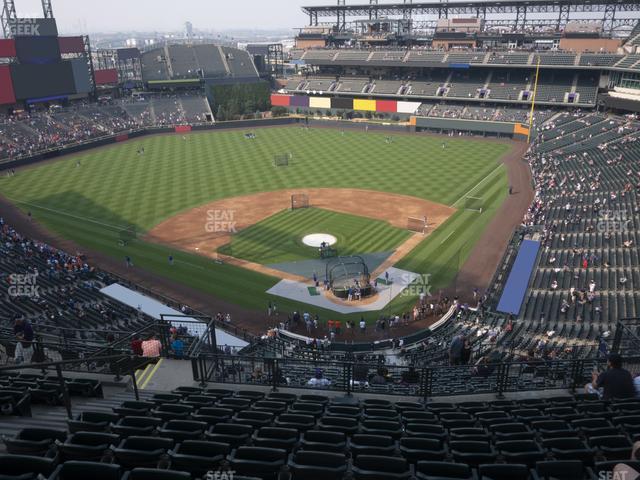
[[218, 207, 411, 264], [0, 126, 511, 321]]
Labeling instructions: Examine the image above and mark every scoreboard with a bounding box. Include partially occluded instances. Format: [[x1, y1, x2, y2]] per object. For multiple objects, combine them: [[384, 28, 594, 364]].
[[7, 18, 58, 37], [0, 17, 93, 104], [15, 36, 61, 64]]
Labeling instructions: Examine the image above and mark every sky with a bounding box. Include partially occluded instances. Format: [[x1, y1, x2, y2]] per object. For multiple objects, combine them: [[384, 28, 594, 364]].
[[14, 0, 315, 33]]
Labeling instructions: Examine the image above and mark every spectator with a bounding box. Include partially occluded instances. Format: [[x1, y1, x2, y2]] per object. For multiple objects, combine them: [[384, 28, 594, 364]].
[[635, 373, 640, 398], [307, 369, 331, 387], [130, 335, 143, 356], [449, 334, 465, 365], [13, 318, 34, 364], [170, 335, 184, 358], [141, 334, 162, 358], [473, 351, 500, 378], [401, 366, 419, 385], [587, 354, 636, 400], [370, 368, 387, 385]]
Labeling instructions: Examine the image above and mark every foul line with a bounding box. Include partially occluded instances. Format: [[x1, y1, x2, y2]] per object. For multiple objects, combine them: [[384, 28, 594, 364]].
[[450, 163, 505, 208], [6, 198, 129, 232], [440, 230, 455, 245]]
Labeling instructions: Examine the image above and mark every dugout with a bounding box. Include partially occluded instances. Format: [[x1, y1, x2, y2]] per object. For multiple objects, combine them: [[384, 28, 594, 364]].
[[325, 255, 373, 299]]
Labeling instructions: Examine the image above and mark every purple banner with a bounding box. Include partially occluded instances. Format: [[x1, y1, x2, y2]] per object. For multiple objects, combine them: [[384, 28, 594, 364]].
[[290, 95, 310, 107]]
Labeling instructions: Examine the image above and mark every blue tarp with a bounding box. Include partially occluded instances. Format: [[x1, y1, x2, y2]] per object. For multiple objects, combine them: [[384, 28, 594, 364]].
[[497, 239, 541, 315]]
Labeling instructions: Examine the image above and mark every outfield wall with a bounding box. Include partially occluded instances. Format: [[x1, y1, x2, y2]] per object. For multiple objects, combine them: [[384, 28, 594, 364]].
[[272, 94, 530, 139], [412, 116, 530, 140]]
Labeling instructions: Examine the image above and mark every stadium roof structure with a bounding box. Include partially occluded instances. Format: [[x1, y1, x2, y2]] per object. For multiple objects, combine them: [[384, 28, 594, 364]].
[[301, 0, 640, 35]]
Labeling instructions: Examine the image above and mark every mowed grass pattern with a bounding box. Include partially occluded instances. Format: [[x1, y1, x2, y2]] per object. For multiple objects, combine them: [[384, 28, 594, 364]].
[[219, 208, 411, 264], [0, 126, 511, 320]]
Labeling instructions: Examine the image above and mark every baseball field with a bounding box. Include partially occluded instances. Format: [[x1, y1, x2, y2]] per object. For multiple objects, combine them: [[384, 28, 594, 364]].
[[0, 125, 512, 322]]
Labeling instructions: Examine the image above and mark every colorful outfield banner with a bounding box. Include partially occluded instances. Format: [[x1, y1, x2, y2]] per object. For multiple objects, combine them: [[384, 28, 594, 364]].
[[353, 99, 376, 111], [309, 96, 331, 109], [270, 94, 291, 107], [397, 101, 422, 114], [270, 94, 421, 115]]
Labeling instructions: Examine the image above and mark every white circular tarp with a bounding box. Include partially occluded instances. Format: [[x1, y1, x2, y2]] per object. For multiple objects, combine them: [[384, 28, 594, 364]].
[[302, 233, 337, 248]]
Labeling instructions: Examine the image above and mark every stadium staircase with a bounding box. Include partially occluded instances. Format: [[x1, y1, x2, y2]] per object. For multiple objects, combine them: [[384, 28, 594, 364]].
[[217, 46, 231, 76]]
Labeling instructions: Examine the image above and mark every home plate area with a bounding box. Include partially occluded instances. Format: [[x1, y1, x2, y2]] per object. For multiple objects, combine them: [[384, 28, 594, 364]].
[[266, 267, 420, 314]]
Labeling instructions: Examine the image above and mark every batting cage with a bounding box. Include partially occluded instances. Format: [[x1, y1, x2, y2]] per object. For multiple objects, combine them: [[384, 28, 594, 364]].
[[407, 216, 427, 234], [273, 152, 292, 167], [291, 193, 310, 210], [463, 196, 484, 213], [325, 256, 373, 299]]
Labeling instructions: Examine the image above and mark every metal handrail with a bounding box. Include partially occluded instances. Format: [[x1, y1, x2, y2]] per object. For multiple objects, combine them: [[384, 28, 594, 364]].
[[0, 353, 143, 418], [191, 352, 635, 399]]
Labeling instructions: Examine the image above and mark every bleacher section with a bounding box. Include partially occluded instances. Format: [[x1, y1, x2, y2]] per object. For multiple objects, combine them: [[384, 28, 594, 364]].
[[0, 228, 154, 350], [141, 49, 170, 82], [336, 77, 368, 93], [370, 80, 403, 95], [299, 48, 640, 73], [334, 51, 370, 63], [575, 73, 600, 105], [302, 50, 336, 62], [534, 71, 573, 103], [446, 70, 488, 99], [487, 71, 529, 101], [614, 55, 640, 68], [0, 96, 211, 161], [192, 45, 227, 77], [141, 45, 257, 82], [518, 113, 640, 341], [369, 50, 406, 62], [405, 50, 447, 64], [488, 52, 531, 65], [580, 54, 624, 67], [303, 76, 337, 92], [179, 96, 212, 123], [537, 53, 577, 66], [446, 52, 485, 64], [221, 47, 258, 77], [167, 45, 200, 79]]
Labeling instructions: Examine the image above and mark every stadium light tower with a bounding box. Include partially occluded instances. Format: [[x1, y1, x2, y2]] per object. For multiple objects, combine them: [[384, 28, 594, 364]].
[[41, 0, 53, 19], [1, 0, 17, 38]]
